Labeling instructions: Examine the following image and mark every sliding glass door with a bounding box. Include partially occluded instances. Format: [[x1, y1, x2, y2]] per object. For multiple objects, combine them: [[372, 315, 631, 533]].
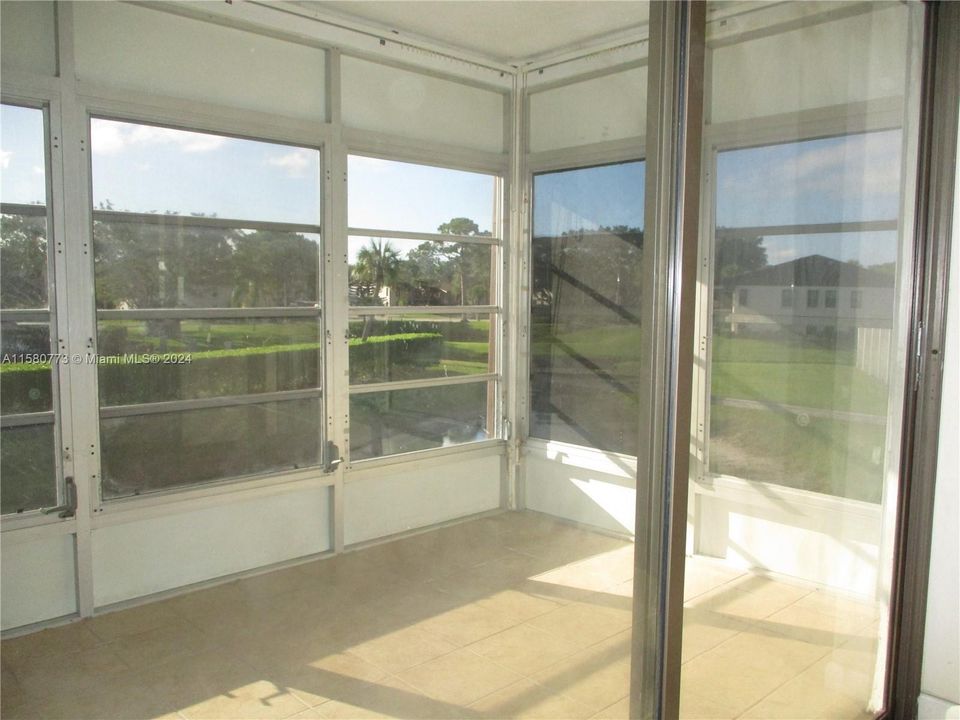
[[681, 2, 923, 717]]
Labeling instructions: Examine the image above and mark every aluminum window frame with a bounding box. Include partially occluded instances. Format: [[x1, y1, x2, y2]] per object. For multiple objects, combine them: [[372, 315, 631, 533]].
[[692, 117, 917, 494], [525, 156, 647, 458], [344, 150, 506, 465], [84, 111, 329, 506], [0, 95, 74, 522]]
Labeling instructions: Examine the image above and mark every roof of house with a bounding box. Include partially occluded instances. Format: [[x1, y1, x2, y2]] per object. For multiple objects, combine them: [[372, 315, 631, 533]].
[[733, 254, 894, 288]]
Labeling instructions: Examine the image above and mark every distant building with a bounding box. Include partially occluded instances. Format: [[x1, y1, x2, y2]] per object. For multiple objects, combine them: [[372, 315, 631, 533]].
[[726, 254, 895, 337]]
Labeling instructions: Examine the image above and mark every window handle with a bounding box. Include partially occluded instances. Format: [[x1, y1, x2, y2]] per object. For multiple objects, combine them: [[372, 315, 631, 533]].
[[323, 441, 343, 473], [41, 477, 77, 518]]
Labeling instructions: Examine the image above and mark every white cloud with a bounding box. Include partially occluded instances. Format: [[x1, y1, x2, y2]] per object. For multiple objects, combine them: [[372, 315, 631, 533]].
[[720, 131, 902, 209], [32, 165, 44, 176], [91, 121, 227, 156], [0, 150, 12, 169], [267, 149, 313, 177]]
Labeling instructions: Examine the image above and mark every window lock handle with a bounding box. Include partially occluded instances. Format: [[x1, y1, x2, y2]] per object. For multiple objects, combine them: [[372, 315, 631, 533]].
[[41, 477, 77, 518], [323, 442, 343, 473]]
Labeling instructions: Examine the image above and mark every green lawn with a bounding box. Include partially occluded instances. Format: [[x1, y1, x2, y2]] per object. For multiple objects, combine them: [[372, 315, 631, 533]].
[[711, 361, 888, 414], [708, 334, 889, 502], [710, 403, 885, 503]]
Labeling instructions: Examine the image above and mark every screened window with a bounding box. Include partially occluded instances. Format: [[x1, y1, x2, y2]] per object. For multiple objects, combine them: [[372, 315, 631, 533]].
[[807, 289, 820, 308], [1, 103, 61, 514], [825, 288, 838, 309], [347, 156, 499, 461], [529, 161, 645, 455], [90, 118, 323, 499]]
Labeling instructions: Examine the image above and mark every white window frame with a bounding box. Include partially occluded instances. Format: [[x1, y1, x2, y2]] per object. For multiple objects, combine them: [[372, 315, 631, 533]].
[[343, 148, 506, 467], [0, 94, 76, 530], [692, 105, 911, 495]]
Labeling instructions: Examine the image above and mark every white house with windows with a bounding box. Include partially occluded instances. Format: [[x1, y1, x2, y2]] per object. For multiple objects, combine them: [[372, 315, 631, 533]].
[[726, 253, 895, 336]]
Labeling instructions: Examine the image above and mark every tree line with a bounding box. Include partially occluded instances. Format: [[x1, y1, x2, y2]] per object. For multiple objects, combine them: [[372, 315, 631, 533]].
[[351, 217, 492, 307]]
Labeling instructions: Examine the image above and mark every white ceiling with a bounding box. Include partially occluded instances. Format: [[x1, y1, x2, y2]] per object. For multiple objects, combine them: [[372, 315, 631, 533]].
[[300, 1, 649, 65]]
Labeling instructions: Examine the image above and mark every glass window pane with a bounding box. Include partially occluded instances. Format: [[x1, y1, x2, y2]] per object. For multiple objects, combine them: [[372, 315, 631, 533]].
[[1, 105, 50, 311], [93, 220, 320, 310], [350, 382, 490, 461], [100, 397, 321, 499], [348, 236, 493, 307], [348, 156, 495, 235], [1, 103, 58, 516], [91, 121, 325, 498], [530, 161, 644, 454], [716, 130, 902, 227], [1, 321, 53, 415], [91, 119, 321, 226], [1, 104, 47, 206], [349, 314, 494, 385], [710, 230, 898, 501], [97, 318, 321, 406], [1, 423, 57, 515], [1, 213, 49, 309]]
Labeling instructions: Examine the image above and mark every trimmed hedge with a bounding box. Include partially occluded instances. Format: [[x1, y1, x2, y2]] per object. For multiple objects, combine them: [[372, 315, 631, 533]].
[[1, 332, 443, 408], [349, 332, 443, 383]]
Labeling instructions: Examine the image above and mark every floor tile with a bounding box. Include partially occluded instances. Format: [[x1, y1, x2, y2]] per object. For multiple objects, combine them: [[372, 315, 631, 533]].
[[680, 606, 754, 663], [528, 545, 634, 595], [470, 678, 592, 719], [467, 622, 582, 676], [527, 601, 632, 649], [414, 601, 527, 647], [739, 641, 878, 719], [679, 626, 831, 718], [313, 674, 466, 719], [1, 621, 102, 669], [281, 652, 389, 708], [396, 647, 523, 706], [590, 696, 629, 719], [22, 668, 179, 720], [474, 589, 563, 622], [88, 601, 185, 642], [347, 626, 459, 675], [687, 576, 812, 623], [531, 632, 631, 716], [0, 512, 885, 720], [113, 620, 220, 669], [682, 558, 748, 602], [12, 644, 130, 697]]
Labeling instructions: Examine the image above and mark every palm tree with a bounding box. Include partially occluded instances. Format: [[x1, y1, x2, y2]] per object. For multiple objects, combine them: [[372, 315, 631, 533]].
[[355, 238, 400, 339]]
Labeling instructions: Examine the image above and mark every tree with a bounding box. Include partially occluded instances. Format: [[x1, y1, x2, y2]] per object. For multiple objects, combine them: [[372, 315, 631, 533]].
[[714, 229, 768, 285], [354, 238, 400, 339], [232, 230, 318, 307], [437, 217, 488, 308], [400, 241, 446, 305], [1, 213, 48, 308]]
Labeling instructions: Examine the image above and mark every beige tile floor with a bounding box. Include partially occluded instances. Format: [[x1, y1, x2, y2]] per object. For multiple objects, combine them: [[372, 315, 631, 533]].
[[0, 511, 880, 720]]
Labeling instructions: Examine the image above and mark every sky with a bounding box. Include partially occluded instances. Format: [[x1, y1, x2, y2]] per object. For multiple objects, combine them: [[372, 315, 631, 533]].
[[533, 161, 645, 237], [2, 105, 903, 269]]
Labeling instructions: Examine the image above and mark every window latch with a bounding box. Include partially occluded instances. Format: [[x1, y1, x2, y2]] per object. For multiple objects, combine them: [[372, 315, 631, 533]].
[[41, 477, 77, 519], [323, 441, 343, 473]]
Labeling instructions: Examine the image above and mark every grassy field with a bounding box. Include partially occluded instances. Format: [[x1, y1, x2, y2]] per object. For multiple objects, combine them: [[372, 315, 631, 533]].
[[527, 326, 891, 502], [708, 333, 889, 503]]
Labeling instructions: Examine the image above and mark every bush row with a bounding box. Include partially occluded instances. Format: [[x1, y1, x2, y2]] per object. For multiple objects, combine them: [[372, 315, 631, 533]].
[[1, 333, 443, 409]]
